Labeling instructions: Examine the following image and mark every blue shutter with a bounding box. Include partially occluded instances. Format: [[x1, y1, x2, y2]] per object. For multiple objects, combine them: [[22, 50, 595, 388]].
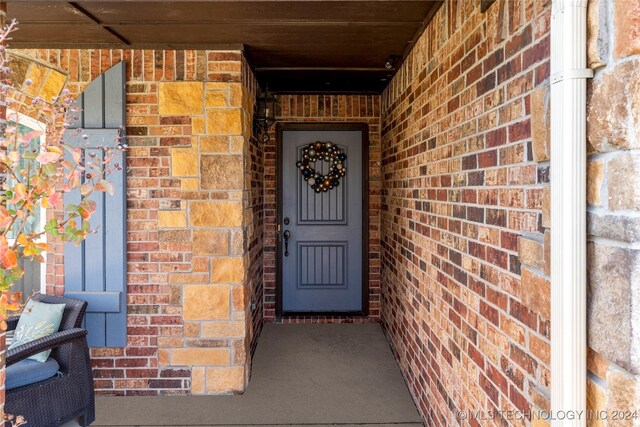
[[64, 62, 127, 347]]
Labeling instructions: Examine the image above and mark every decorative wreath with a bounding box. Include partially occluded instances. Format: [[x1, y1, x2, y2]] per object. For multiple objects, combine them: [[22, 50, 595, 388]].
[[296, 141, 347, 193]]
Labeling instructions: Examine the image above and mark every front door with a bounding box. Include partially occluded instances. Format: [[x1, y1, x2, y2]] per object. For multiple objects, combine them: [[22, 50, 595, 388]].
[[280, 126, 366, 313]]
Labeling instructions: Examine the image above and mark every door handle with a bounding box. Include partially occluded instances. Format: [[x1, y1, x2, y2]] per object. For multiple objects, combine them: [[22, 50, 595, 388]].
[[283, 230, 291, 257]]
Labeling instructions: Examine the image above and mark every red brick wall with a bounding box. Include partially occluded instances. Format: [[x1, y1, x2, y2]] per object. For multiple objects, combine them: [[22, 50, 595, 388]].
[[380, 0, 552, 424], [263, 94, 382, 323], [246, 62, 264, 351]]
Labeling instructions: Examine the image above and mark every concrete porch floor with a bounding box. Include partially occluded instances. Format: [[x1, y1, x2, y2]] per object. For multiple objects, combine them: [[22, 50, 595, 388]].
[[91, 323, 422, 426]]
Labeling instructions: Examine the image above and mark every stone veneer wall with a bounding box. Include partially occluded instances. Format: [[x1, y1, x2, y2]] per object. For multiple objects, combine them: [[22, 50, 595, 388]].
[[380, 0, 553, 424], [583, 0, 640, 420], [12, 48, 261, 396], [262, 94, 382, 322]]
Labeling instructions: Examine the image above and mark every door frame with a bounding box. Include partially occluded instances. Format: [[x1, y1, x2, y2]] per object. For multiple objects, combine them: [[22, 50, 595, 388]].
[[276, 122, 370, 317]]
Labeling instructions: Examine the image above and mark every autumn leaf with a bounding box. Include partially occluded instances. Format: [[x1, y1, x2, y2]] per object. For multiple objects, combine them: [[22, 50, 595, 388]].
[[80, 182, 93, 196], [0, 206, 12, 228], [71, 147, 82, 163], [48, 192, 61, 207], [0, 235, 8, 256], [36, 151, 62, 164], [78, 199, 97, 219], [2, 249, 17, 269], [7, 183, 27, 204], [95, 179, 114, 195], [20, 130, 42, 143], [17, 234, 29, 246], [69, 170, 81, 189]]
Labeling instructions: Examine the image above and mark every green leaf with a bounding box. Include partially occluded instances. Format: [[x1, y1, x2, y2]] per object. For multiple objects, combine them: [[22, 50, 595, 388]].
[[41, 163, 57, 177], [45, 218, 59, 236], [65, 204, 78, 213]]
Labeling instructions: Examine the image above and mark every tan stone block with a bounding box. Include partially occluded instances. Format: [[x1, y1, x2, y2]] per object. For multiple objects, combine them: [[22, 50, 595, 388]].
[[184, 322, 200, 338], [201, 321, 245, 338], [588, 59, 640, 152], [587, 159, 604, 206], [229, 83, 243, 107], [158, 210, 187, 228], [23, 64, 48, 95], [200, 136, 229, 152], [181, 178, 199, 191], [189, 201, 243, 227], [230, 229, 245, 255], [608, 154, 640, 211], [587, 378, 606, 427], [542, 186, 550, 228], [158, 349, 169, 366], [587, 242, 639, 372], [158, 229, 190, 243], [193, 257, 210, 272], [231, 285, 247, 311], [158, 337, 183, 348], [192, 367, 205, 395], [588, 347, 610, 379], [543, 230, 550, 276], [229, 135, 245, 153], [193, 230, 228, 255], [206, 91, 227, 108], [171, 348, 229, 366], [40, 71, 67, 103], [206, 82, 228, 91], [613, 0, 640, 58], [232, 338, 246, 365], [168, 273, 210, 285], [212, 258, 245, 283], [159, 82, 204, 116], [172, 147, 198, 177], [521, 268, 550, 320], [606, 369, 639, 422], [200, 155, 244, 190], [8, 55, 30, 87], [184, 284, 230, 320], [206, 366, 245, 393], [518, 237, 545, 271], [531, 86, 550, 162], [192, 116, 205, 135], [207, 109, 242, 135], [587, 0, 607, 69]]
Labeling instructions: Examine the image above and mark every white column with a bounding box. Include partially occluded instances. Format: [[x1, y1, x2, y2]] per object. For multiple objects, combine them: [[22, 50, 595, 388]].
[[550, 0, 592, 425]]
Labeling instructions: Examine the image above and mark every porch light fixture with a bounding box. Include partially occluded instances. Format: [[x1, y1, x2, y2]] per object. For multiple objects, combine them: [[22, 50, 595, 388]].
[[253, 87, 277, 143]]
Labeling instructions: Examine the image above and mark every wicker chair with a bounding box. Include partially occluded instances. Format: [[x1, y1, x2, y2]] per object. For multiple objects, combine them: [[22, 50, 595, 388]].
[[6, 294, 95, 427]]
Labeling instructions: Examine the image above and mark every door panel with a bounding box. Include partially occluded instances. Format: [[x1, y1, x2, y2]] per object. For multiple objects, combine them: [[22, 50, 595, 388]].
[[281, 129, 363, 312]]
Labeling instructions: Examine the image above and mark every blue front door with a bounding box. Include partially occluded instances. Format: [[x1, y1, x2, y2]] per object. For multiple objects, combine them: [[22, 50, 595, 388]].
[[281, 128, 364, 312]]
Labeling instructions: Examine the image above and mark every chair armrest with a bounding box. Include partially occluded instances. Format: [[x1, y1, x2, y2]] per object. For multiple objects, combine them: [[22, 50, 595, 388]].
[[6, 315, 19, 332], [7, 328, 88, 366]]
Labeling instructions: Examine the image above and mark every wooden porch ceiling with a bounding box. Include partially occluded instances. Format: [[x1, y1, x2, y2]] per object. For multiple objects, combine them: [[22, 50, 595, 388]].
[[7, 1, 443, 93]]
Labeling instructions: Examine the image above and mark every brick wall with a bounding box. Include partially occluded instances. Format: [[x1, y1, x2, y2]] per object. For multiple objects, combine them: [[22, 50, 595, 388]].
[[380, 0, 552, 424], [584, 0, 640, 419], [11, 48, 260, 396], [262, 94, 382, 323]]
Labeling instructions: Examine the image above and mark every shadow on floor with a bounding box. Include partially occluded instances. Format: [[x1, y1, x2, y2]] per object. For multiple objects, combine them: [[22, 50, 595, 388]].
[[93, 323, 422, 426]]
